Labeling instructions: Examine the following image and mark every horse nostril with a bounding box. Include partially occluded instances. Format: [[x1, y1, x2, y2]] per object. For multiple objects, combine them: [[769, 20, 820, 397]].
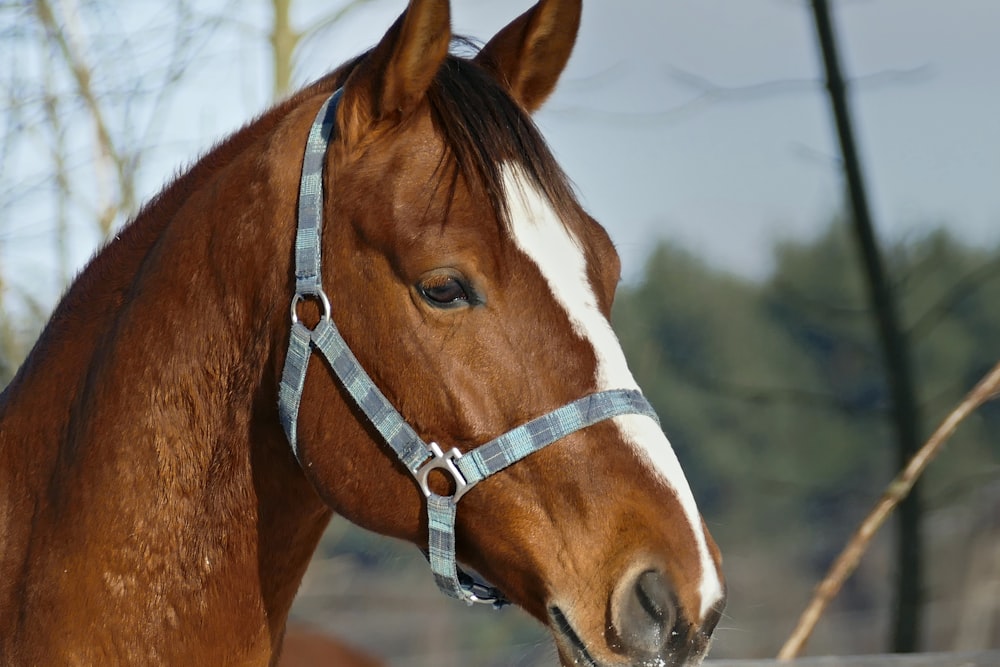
[[613, 569, 678, 657]]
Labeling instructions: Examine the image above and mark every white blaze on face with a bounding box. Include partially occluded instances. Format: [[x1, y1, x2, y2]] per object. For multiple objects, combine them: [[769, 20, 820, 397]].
[[501, 165, 724, 620]]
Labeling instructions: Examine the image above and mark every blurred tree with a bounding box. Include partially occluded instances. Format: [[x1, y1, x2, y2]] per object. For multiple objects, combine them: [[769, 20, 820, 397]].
[[614, 233, 888, 542], [268, 0, 378, 98], [0, 0, 226, 381], [614, 226, 1000, 653]]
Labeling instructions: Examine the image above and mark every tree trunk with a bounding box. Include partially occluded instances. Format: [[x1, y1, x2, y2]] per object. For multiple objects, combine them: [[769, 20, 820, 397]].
[[809, 0, 923, 652]]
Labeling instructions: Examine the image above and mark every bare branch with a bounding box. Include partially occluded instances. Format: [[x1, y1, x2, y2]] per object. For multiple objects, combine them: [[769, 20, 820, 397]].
[[136, 2, 231, 159], [291, 0, 381, 94], [34, 0, 135, 235], [776, 360, 1000, 660], [40, 57, 72, 287], [299, 0, 381, 44], [551, 64, 930, 126]]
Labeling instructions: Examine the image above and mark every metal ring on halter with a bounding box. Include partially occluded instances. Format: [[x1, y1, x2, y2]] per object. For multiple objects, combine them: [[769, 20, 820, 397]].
[[290, 289, 332, 326], [415, 442, 472, 504]]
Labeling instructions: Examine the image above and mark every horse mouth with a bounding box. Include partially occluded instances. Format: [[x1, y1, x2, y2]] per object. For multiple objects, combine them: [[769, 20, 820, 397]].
[[549, 605, 711, 667], [550, 606, 600, 667]]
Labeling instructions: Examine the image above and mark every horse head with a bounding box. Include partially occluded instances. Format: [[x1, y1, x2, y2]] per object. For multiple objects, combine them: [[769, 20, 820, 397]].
[[279, 1, 725, 664]]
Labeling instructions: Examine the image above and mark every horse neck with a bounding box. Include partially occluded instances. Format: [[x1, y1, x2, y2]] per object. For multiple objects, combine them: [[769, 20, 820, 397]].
[[0, 98, 332, 663]]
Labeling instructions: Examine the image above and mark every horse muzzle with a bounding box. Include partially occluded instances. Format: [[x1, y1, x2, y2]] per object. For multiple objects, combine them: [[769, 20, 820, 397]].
[[549, 568, 724, 667]]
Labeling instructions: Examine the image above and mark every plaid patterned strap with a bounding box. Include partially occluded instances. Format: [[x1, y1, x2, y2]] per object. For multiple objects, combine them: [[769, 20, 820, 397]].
[[426, 387, 660, 607], [297, 319, 508, 607], [281, 315, 431, 472], [294, 89, 341, 296], [278, 322, 314, 460], [280, 89, 428, 471], [427, 494, 465, 599], [280, 88, 489, 603], [455, 389, 659, 487], [311, 319, 429, 471]]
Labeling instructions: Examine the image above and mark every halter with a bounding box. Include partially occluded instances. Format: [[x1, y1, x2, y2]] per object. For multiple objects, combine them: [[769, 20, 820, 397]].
[[278, 89, 661, 606]]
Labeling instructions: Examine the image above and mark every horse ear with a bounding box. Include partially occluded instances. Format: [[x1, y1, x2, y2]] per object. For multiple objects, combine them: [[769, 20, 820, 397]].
[[339, 0, 451, 141], [475, 0, 581, 113]]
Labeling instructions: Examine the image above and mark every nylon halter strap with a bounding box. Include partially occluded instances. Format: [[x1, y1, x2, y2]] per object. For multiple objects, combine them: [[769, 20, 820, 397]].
[[278, 88, 662, 606]]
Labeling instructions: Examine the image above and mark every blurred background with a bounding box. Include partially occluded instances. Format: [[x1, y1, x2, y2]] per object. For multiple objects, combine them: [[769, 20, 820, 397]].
[[1, 0, 998, 663]]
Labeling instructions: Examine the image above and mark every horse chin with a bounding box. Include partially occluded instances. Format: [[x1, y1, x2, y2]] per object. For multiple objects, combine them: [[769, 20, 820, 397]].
[[548, 606, 711, 667]]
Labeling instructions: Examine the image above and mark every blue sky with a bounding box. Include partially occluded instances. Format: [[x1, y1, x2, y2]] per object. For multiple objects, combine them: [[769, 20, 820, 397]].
[[149, 0, 1000, 279], [3, 0, 999, 299], [524, 0, 1000, 279]]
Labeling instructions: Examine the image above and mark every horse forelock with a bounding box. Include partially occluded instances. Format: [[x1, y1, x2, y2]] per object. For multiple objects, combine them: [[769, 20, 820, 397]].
[[422, 49, 579, 236]]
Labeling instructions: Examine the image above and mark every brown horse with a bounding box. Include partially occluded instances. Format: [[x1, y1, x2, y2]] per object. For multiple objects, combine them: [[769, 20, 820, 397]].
[[278, 626, 383, 667], [0, 0, 724, 665]]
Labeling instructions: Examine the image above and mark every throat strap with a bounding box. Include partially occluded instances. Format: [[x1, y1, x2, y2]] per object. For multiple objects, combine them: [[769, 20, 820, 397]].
[[278, 88, 661, 606]]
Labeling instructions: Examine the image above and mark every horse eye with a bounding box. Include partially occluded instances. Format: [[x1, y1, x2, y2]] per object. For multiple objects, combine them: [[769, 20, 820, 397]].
[[418, 274, 469, 307]]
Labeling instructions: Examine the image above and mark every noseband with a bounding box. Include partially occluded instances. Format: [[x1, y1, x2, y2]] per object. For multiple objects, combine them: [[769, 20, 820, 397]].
[[278, 89, 660, 606]]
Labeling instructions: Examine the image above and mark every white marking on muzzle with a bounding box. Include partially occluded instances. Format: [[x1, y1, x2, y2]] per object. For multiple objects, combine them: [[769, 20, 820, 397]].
[[501, 165, 724, 620]]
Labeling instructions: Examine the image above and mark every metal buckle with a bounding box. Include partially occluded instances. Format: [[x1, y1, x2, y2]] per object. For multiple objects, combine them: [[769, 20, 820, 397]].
[[290, 289, 332, 326], [415, 442, 471, 503], [458, 570, 510, 608]]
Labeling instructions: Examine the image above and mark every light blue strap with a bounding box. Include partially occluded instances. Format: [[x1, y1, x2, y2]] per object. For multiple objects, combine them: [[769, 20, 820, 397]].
[[424, 388, 659, 605], [455, 389, 658, 486], [294, 89, 341, 296], [427, 494, 466, 599], [280, 88, 428, 470], [311, 318, 429, 471], [281, 88, 484, 602], [278, 321, 314, 460], [279, 89, 342, 457], [307, 321, 496, 606]]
